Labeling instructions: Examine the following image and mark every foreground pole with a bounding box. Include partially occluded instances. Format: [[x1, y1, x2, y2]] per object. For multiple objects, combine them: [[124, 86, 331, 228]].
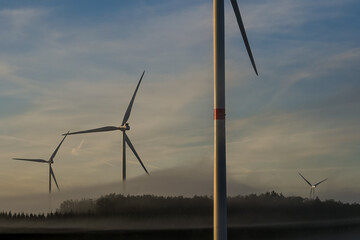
[[213, 1, 227, 240]]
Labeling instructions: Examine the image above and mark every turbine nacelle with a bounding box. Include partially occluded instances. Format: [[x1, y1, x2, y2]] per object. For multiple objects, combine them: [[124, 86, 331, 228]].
[[119, 123, 130, 131], [64, 71, 149, 181], [12, 133, 68, 193], [298, 172, 328, 199]]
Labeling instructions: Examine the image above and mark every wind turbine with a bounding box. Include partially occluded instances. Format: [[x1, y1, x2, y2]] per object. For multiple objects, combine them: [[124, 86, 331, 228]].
[[13, 132, 69, 193], [64, 71, 149, 184], [213, 1, 257, 240], [298, 172, 328, 199]]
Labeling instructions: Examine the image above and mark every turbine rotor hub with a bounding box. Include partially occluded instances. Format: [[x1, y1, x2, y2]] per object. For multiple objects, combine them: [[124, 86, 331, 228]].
[[119, 123, 130, 131]]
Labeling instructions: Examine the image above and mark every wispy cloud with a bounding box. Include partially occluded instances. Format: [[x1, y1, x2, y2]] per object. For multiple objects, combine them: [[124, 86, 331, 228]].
[[0, 8, 48, 29], [231, 0, 355, 33], [71, 139, 84, 156]]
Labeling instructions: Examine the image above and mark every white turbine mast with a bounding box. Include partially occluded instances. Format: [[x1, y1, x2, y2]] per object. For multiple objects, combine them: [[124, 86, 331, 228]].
[[64, 71, 149, 187], [213, 1, 258, 240], [13, 132, 69, 194], [298, 172, 328, 199]]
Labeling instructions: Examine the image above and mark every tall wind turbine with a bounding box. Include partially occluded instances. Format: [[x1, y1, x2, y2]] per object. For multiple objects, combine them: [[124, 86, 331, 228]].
[[213, 1, 258, 240], [13, 132, 69, 193], [64, 71, 148, 183], [298, 172, 328, 199]]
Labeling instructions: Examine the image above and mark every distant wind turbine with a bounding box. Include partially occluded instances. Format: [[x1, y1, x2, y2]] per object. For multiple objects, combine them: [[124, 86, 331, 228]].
[[298, 172, 328, 199], [212, 1, 258, 240], [64, 71, 148, 183], [13, 132, 69, 193]]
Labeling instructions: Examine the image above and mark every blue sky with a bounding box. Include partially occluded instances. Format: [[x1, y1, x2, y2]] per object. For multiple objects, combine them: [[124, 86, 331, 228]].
[[0, 0, 359, 212]]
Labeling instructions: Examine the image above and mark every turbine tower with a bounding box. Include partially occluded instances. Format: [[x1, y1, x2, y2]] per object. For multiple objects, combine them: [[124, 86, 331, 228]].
[[213, 1, 257, 240], [64, 71, 148, 184], [13, 132, 69, 193], [298, 172, 328, 199]]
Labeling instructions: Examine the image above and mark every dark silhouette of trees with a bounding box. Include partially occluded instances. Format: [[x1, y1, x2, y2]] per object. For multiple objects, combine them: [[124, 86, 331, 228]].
[[59, 198, 96, 214], [1, 192, 360, 225]]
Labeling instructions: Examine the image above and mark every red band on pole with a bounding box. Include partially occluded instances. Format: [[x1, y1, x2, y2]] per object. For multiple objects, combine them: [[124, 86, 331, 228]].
[[214, 108, 225, 120]]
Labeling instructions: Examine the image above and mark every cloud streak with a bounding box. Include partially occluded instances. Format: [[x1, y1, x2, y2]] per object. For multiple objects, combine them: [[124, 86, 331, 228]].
[[71, 139, 84, 156]]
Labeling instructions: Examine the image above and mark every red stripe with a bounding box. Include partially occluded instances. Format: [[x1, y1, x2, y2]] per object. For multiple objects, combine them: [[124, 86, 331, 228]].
[[214, 108, 225, 120]]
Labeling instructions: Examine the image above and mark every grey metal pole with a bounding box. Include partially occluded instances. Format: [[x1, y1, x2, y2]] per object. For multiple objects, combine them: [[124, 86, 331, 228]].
[[49, 163, 51, 194], [213, 1, 227, 240], [122, 131, 126, 194], [49, 163, 52, 212], [122, 131, 126, 181], [313, 188, 316, 199]]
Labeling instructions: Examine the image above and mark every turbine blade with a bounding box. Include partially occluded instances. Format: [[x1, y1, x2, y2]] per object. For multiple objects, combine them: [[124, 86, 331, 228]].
[[12, 158, 48, 163], [315, 178, 328, 187], [64, 126, 120, 136], [124, 133, 149, 175], [298, 172, 312, 186], [122, 71, 145, 125], [50, 166, 60, 191], [230, 0, 258, 75], [49, 131, 69, 163]]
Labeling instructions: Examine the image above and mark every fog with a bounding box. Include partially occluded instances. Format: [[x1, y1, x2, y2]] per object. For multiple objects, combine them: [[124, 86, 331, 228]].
[[0, 162, 262, 214], [1, 160, 358, 214]]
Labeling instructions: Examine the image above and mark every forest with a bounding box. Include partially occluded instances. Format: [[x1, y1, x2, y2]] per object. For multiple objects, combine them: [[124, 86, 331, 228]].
[[1, 191, 360, 226]]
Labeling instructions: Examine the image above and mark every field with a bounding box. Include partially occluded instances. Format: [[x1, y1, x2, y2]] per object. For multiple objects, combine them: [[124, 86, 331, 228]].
[[1, 219, 360, 240]]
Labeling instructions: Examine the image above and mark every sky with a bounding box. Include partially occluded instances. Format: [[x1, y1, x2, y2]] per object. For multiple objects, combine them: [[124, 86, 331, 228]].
[[0, 0, 359, 212]]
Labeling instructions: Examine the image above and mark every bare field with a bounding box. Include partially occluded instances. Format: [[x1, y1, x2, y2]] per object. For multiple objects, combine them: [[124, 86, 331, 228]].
[[1, 220, 360, 240]]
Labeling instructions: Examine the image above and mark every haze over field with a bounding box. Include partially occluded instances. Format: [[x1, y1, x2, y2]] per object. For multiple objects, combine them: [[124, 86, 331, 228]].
[[0, 0, 359, 212]]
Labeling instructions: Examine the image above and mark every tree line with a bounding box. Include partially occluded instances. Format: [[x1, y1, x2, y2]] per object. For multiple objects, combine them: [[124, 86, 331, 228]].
[[1, 191, 360, 224]]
